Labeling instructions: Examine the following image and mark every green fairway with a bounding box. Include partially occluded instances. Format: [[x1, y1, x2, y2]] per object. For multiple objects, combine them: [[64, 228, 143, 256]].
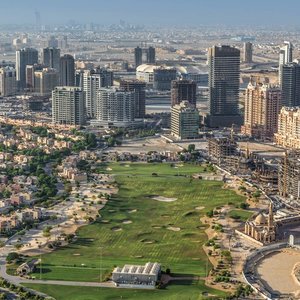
[[26, 163, 244, 299], [24, 280, 228, 300]]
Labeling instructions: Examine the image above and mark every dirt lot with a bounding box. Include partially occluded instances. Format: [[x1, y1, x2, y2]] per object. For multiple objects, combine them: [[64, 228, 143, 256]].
[[109, 136, 182, 154]]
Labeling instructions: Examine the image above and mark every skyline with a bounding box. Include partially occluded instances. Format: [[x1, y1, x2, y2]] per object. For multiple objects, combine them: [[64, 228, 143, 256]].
[[1, 0, 300, 27]]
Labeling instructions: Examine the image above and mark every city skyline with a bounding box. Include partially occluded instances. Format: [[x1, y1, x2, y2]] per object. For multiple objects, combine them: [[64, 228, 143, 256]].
[[1, 0, 300, 27]]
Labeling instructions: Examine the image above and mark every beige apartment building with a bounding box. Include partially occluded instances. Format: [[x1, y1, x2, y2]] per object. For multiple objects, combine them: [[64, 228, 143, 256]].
[[275, 107, 300, 149], [242, 82, 281, 139]]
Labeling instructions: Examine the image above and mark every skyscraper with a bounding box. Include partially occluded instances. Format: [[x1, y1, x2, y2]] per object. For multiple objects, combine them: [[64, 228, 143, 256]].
[[60, 54, 75, 86], [95, 67, 114, 87], [42, 48, 61, 71], [207, 45, 241, 127], [275, 107, 300, 149], [242, 81, 281, 139], [83, 70, 102, 118], [34, 68, 59, 96], [280, 62, 300, 107], [16, 48, 38, 90], [147, 47, 156, 64], [0, 67, 16, 97], [52, 86, 86, 125], [135, 47, 143, 68], [171, 101, 199, 140], [83, 68, 114, 118], [95, 88, 135, 127], [134, 46, 156, 67], [279, 41, 293, 85], [171, 80, 197, 107], [120, 80, 146, 118], [243, 42, 253, 63], [26, 64, 44, 92]]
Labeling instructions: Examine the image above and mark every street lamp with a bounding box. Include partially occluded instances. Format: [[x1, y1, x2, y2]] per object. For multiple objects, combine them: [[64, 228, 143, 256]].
[[99, 246, 103, 283]]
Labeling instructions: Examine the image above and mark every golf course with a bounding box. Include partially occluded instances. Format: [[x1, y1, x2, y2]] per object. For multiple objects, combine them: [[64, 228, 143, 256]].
[[24, 162, 245, 299]]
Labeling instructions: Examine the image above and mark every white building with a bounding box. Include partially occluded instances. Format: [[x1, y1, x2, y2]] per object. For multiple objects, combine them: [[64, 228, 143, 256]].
[[83, 70, 102, 118], [279, 41, 293, 85], [52, 86, 86, 125], [112, 262, 161, 287], [93, 87, 136, 128]]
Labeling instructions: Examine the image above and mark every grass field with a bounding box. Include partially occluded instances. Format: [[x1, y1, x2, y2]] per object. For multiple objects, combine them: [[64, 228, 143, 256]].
[[26, 163, 245, 299], [24, 280, 228, 300], [228, 209, 253, 222]]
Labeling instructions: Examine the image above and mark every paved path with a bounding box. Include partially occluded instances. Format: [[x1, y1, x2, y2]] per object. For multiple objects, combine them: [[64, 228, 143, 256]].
[[18, 278, 115, 288]]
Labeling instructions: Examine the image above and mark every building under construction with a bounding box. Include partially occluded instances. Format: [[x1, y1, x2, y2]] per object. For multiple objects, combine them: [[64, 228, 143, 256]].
[[208, 137, 237, 163], [278, 151, 300, 200]]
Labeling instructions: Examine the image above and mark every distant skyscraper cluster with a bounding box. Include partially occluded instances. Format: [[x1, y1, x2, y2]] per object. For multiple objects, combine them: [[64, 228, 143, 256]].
[[10, 37, 300, 143]]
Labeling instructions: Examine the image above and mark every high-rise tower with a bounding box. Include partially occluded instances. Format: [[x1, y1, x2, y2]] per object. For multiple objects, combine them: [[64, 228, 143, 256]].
[[52, 86, 86, 125], [16, 48, 38, 90], [207, 45, 241, 127], [59, 54, 75, 86], [171, 80, 197, 107]]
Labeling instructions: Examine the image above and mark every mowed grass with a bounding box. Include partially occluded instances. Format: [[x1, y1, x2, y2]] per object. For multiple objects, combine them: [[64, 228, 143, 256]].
[[24, 280, 228, 300], [228, 209, 253, 222], [28, 163, 244, 298]]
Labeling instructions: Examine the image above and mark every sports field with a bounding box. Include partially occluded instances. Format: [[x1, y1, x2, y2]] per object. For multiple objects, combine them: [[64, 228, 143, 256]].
[[26, 163, 245, 299]]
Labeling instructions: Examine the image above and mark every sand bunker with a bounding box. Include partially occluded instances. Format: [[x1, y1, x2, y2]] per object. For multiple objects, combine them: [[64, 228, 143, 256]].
[[125, 165, 130, 167], [122, 220, 132, 224], [108, 210, 116, 213], [111, 227, 122, 232], [152, 196, 177, 202], [167, 226, 181, 232], [152, 226, 162, 229], [128, 209, 137, 214], [73, 253, 81, 256], [141, 239, 157, 244], [101, 220, 110, 223], [195, 206, 205, 210], [106, 167, 112, 171]]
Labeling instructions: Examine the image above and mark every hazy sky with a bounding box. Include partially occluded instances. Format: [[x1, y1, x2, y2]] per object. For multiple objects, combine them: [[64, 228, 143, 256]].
[[1, 0, 300, 26]]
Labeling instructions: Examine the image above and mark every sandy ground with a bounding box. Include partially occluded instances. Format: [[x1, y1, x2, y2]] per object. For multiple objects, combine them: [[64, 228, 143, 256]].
[[109, 136, 182, 154], [16, 174, 117, 256], [256, 249, 300, 295], [238, 142, 285, 158]]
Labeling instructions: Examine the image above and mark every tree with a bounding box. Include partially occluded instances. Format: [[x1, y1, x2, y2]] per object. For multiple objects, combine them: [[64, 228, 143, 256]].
[[187, 144, 196, 153], [107, 137, 116, 147], [6, 252, 19, 263], [252, 190, 261, 198]]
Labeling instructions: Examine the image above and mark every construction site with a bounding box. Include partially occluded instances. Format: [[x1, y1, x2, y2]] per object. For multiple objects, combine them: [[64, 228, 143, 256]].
[[278, 151, 300, 202]]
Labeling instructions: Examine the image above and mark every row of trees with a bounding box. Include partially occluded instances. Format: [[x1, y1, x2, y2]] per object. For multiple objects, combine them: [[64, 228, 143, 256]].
[[0, 278, 48, 300]]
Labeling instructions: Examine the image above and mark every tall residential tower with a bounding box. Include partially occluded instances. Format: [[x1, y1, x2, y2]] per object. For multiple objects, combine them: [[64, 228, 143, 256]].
[[52, 86, 86, 125]]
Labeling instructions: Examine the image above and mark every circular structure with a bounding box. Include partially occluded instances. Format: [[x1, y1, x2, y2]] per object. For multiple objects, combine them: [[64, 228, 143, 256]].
[[244, 245, 300, 299], [257, 249, 300, 297]]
